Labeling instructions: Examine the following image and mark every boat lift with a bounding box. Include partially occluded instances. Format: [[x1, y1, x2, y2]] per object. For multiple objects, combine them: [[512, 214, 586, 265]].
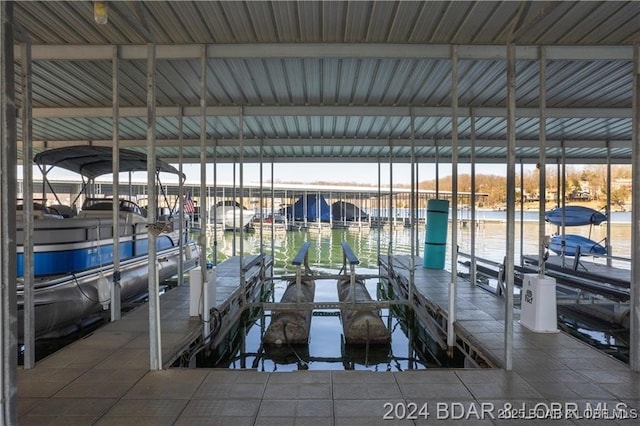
[[255, 242, 406, 313]]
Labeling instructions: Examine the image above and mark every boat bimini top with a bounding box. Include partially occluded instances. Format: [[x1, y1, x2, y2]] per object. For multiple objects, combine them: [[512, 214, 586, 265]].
[[33, 145, 184, 211], [33, 145, 183, 180]]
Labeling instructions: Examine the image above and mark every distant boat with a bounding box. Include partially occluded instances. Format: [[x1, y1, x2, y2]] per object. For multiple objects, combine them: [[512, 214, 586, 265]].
[[211, 200, 254, 230], [549, 234, 607, 257], [331, 201, 368, 222], [288, 194, 331, 222], [545, 206, 607, 226]]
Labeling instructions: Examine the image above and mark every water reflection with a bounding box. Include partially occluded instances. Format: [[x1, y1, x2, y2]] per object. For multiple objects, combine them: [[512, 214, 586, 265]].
[[202, 274, 464, 371], [208, 218, 631, 270], [204, 217, 631, 368]]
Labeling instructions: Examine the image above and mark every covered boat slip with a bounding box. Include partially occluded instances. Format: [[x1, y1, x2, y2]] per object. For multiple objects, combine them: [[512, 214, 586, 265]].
[[262, 240, 390, 347], [18, 253, 270, 369], [3, 1, 640, 424], [263, 242, 315, 346], [379, 254, 637, 380], [17, 253, 639, 425]]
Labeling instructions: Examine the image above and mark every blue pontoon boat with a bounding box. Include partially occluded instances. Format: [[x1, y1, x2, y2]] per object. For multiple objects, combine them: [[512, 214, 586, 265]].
[[17, 146, 198, 338]]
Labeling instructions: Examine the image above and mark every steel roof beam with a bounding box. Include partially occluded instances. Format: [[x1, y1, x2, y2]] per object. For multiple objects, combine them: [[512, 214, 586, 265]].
[[29, 106, 632, 119], [28, 138, 630, 149], [13, 44, 634, 61], [161, 156, 632, 165]]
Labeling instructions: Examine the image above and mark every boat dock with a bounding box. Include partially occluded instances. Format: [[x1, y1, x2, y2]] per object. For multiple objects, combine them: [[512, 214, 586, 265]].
[[522, 254, 631, 287], [17, 253, 640, 424]]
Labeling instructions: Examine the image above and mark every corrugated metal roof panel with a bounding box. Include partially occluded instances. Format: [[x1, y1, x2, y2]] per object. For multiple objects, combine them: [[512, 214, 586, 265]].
[[14, 1, 640, 45], [11, 1, 640, 165]]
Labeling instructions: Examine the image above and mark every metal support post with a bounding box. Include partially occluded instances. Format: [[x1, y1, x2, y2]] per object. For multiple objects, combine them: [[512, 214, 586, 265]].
[[409, 108, 415, 306], [1, 3, 18, 418], [470, 108, 477, 286], [630, 43, 640, 372], [177, 111, 185, 286], [146, 43, 162, 370], [504, 43, 516, 371], [20, 35, 35, 369], [111, 45, 121, 322], [606, 142, 612, 267], [538, 47, 547, 277], [448, 44, 459, 351], [239, 109, 246, 305]]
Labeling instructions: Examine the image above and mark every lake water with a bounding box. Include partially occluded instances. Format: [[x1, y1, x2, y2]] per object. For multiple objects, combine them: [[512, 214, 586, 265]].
[[214, 212, 632, 271], [205, 213, 631, 370]]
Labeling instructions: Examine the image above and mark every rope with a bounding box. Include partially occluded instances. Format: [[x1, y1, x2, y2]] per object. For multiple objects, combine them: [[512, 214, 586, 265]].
[[282, 320, 308, 369]]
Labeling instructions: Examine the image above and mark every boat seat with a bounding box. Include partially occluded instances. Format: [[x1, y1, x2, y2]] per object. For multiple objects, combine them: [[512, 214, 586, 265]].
[[49, 204, 76, 218]]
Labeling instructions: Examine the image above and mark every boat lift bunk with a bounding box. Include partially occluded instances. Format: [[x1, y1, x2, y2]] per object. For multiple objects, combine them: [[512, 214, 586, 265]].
[[458, 252, 630, 304], [263, 242, 315, 345], [337, 241, 390, 345], [261, 241, 391, 347]]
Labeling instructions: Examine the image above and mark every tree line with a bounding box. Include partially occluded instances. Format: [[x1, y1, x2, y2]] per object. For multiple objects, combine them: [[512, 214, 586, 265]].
[[417, 165, 632, 208]]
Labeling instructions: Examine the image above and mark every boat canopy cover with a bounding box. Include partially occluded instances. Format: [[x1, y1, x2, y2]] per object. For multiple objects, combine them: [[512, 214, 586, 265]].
[[292, 194, 331, 222], [331, 201, 368, 221], [544, 206, 607, 226], [33, 146, 183, 180], [549, 234, 607, 256]]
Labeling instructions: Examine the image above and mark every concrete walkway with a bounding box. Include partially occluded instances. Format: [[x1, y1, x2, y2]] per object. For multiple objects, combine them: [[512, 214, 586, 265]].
[[17, 254, 640, 425]]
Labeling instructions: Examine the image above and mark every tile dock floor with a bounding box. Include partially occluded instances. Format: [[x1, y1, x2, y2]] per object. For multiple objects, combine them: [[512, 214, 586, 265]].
[[17, 255, 640, 425]]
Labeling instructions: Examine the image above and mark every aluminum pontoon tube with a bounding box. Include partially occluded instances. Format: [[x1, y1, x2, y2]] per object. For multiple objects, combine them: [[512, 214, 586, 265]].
[[263, 277, 316, 345], [337, 277, 390, 345]]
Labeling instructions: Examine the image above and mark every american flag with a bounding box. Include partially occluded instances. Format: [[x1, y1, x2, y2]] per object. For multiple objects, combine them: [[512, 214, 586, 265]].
[[183, 191, 195, 214]]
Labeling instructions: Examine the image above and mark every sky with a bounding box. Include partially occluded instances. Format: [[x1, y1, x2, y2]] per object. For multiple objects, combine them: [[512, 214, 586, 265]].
[[23, 161, 524, 186], [177, 162, 514, 186]]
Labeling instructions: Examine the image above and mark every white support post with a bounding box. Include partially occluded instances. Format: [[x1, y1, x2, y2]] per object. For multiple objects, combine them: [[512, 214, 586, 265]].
[[1, 3, 18, 420], [239, 109, 246, 305], [538, 47, 547, 277], [388, 139, 394, 257], [213, 140, 218, 265], [409, 108, 415, 306], [504, 43, 517, 371], [606, 141, 612, 268], [470, 108, 477, 286], [111, 45, 121, 321], [199, 44, 207, 293], [630, 43, 640, 372], [20, 36, 35, 370], [146, 43, 162, 370], [448, 44, 459, 351], [177, 110, 184, 286]]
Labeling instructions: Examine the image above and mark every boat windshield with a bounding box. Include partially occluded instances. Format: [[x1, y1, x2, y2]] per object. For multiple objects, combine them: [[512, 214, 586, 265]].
[[82, 198, 144, 216], [217, 201, 245, 208]]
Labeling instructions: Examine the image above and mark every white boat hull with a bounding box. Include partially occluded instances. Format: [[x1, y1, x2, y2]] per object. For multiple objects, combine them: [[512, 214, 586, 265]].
[[214, 206, 254, 230]]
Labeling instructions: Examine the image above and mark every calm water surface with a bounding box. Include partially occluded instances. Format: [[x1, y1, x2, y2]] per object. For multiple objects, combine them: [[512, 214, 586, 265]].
[[206, 214, 631, 369]]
